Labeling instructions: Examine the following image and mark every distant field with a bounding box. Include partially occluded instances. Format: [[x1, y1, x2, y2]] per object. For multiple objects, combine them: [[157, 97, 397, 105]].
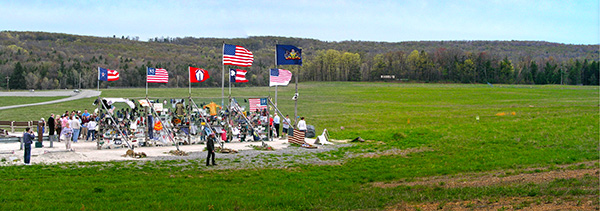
[[0, 96, 67, 107], [0, 82, 598, 210]]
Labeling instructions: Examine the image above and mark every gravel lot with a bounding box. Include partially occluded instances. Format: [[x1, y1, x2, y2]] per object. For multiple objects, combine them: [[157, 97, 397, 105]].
[[0, 137, 353, 169]]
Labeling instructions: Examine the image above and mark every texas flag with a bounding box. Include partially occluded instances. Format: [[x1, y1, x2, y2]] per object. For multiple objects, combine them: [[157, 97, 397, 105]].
[[99, 67, 119, 81], [229, 69, 248, 83], [189, 66, 209, 83]]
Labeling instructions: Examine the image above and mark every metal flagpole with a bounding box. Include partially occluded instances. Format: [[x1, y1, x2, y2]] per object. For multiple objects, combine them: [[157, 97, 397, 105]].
[[145, 67, 148, 98], [294, 68, 298, 126], [188, 67, 192, 145], [97, 67, 100, 91], [274, 41, 278, 107], [221, 42, 225, 106], [187, 96, 191, 145]]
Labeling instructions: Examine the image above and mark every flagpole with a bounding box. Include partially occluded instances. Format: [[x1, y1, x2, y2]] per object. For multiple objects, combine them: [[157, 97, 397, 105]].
[[274, 41, 278, 107], [146, 67, 148, 98], [97, 67, 100, 91], [294, 68, 298, 126], [188, 66, 191, 145], [228, 69, 231, 97], [221, 41, 225, 106]]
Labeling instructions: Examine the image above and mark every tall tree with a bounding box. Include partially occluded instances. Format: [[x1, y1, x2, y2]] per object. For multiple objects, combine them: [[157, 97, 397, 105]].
[[10, 62, 26, 89]]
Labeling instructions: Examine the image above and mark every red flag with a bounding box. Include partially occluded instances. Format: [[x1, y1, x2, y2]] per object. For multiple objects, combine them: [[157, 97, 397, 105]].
[[189, 66, 209, 83]]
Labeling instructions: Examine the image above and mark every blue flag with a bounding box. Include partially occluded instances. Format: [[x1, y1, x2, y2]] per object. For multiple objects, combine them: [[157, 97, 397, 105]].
[[276, 45, 302, 65]]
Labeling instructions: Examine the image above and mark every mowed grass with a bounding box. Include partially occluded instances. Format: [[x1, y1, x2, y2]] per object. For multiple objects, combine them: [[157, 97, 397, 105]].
[[0, 82, 598, 210], [0, 96, 67, 107]]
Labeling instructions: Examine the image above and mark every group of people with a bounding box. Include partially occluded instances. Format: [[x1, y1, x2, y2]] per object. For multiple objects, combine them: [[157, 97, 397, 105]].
[[44, 109, 99, 151], [21, 98, 309, 166]]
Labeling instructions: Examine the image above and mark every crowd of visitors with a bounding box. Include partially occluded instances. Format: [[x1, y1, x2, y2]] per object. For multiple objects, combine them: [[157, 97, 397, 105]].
[[18, 98, 309, 167]]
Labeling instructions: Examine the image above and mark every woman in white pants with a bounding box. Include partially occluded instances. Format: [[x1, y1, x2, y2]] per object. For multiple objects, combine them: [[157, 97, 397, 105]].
[[61, 124, 73, 151]]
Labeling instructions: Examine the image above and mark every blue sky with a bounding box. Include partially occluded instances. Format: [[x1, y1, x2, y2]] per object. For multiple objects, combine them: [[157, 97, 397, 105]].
[[1, 0, 598, 44]]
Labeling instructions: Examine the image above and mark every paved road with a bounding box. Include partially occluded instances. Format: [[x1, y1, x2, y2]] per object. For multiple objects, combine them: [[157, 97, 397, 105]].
[[0, 90, 101, 110]]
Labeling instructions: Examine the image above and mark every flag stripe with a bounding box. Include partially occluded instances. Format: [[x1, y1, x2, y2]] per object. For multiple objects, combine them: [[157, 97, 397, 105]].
[[147, 68, 169, 83], [99, 67, 120, 81], [235, 69, 248, 82], [248, 98, 267, 111], [270, 69, 292, 86], [230, 69, 249, 83], [288, 129, 306, 145], [107, 69, 119, 81], [223, 44, 254, 67]]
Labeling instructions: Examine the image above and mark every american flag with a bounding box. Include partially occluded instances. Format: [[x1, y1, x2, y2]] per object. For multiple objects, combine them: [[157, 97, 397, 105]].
[[269, 69, 293, 86], [223, 44, 253, 67], [147, 68, 169, 83], [288, 129, 306, 145], [248, 98, 267, 112]]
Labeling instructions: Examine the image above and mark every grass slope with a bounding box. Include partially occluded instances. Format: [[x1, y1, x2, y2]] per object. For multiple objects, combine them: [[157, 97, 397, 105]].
[[0, 96, 67, 107], [0, 82, 598, 210]]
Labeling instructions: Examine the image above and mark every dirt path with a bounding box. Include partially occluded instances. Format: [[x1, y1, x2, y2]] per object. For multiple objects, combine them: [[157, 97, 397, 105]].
[[374, 161, 599, 210], [387, 195, 598, 211], [374, 162, 599, 189]]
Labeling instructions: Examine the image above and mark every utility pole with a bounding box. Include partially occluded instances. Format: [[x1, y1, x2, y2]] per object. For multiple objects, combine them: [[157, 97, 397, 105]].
[[5, 76, 9, 92]]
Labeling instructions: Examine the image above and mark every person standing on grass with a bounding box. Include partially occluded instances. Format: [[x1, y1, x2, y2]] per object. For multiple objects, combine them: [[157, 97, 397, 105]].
[[55, 115, 62, 142], [297, 117, 307, 133], [86, 118, 97, 141], [268, 115, 274, 140], [71, 116, 81, 143], [80, 116, 89, 140], [282, 115, 291, 138], [22, 127, 35, 165], [273, 113, 280, 139], [206, 133, 216, 166], [48, 114, 56, 144], [82, 109, 90, 119], [61, 124, 73, 151]]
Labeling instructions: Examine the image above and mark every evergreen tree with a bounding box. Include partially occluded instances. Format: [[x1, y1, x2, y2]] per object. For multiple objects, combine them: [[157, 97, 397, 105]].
[[10, 62, 26, 90]]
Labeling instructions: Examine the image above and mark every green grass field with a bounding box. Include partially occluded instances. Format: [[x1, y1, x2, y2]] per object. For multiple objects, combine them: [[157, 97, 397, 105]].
[[0, 96, 67, 107], [0, 82, 598, 210]]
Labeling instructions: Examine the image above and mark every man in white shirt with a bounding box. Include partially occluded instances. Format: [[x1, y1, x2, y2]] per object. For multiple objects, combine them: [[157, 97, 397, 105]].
[[297, 117, 307, 132], [71, 116, 81, 143], [86, 119, 97, 141], [273, 113, 280, 138]]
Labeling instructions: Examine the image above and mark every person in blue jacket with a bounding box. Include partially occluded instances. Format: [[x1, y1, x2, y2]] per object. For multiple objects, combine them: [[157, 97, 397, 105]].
[[22, 127, 35, 165]]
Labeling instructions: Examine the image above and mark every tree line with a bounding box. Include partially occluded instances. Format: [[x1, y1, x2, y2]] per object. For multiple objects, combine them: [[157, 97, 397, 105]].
[[0, 31, 598, 90]]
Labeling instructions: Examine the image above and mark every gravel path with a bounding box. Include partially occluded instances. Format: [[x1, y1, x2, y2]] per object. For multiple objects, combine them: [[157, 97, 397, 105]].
[[0, 90, 101, 110], [0, 137, 353, 169]]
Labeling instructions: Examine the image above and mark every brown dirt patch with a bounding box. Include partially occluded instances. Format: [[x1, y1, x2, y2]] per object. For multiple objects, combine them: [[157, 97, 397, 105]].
[[362, 147, 434, 158], [373, 162, 599, 189], [387, 195, 598, 211]]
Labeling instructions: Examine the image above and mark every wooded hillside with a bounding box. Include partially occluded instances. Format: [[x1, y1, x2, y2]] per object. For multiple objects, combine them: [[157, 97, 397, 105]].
[[0, 31, 598, 90]]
